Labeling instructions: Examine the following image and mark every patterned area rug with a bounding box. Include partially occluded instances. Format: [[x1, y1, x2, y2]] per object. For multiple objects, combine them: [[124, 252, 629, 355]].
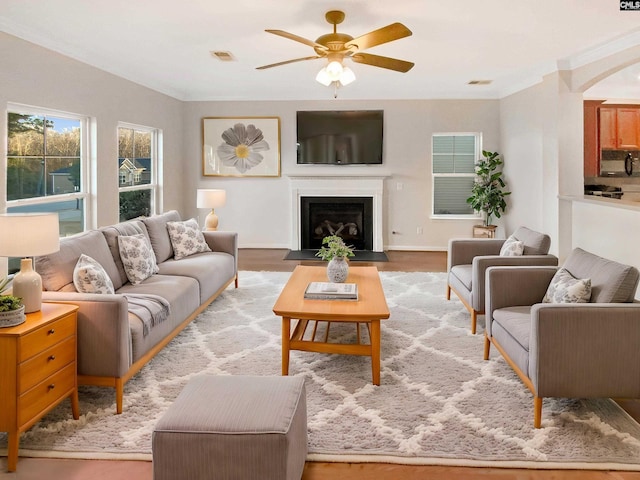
[[2, 271, 640, 469]]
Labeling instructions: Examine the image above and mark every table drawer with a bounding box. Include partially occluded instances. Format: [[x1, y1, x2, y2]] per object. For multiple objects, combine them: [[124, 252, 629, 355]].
[[19, 314, 75, 362], [19, 336, 76, 394], [18, 363, 76, 426]]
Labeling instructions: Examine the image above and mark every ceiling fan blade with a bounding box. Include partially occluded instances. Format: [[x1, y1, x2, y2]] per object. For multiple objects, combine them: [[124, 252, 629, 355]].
[[265, 29, 328, 51], [345, 23, 412, 51], [351, 53, 414, 73], [256, 56, 323, 70]]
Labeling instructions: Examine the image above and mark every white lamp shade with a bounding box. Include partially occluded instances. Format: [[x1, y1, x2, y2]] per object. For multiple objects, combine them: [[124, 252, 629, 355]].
[[339, 67, 356, 86], [0, 213, 60, 257], [197, 189, 226, 209]]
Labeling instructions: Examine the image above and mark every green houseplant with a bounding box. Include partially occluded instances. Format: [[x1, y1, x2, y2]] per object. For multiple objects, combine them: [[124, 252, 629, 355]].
[[466, 150, 511, 226], [315, 235, 355, 283], [0, 276, 25, 327]]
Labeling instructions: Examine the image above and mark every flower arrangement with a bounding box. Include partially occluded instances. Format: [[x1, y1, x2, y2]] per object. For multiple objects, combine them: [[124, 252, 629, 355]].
[[0, 276, 22, 312], [315, 235, 355, 261]]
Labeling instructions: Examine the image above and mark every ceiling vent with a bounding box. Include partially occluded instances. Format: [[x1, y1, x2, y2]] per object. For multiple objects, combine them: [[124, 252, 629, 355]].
[[467, 80, 492, 85], [210, 51, 236, 61]]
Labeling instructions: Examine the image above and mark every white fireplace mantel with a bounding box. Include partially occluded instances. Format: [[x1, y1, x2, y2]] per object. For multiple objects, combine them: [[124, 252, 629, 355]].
[[288, 175, 387, 252]]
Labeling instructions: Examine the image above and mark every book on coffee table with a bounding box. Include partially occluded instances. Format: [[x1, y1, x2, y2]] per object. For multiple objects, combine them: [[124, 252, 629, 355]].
[[304, 282, 358, 300]]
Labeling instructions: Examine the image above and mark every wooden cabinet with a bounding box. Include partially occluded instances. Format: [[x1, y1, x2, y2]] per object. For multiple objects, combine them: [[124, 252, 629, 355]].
[[598, 106, 640, 151], [0, 303, 79, 472], [617, 108, 640, 149], [583, 101, 602, 177]]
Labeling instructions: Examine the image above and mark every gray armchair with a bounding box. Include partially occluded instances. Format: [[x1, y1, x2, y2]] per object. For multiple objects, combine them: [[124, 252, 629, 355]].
[[484, 247, 640, 428], [446, 226, 558, 334]]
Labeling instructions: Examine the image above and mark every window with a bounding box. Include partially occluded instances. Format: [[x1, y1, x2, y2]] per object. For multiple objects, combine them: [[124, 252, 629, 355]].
[[118, 124, 161, 221], [432, 133, 481, 218], [6, 105, 89, 235]]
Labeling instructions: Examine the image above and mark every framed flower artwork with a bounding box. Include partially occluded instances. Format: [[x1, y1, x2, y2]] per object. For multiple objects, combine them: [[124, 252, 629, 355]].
[[202, 117, 281, 177]]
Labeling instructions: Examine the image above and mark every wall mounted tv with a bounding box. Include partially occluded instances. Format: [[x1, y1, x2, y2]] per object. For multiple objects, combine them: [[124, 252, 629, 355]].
[[296, 110, 384, 165]]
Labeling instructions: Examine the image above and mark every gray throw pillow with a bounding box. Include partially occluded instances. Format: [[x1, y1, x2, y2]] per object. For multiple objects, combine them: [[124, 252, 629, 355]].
[[118, 234, 159, 285], [542, 267, 591, 303], [500, 235, 524, 256], [166, 218, 212, 260], [73, 254, 115, 294]]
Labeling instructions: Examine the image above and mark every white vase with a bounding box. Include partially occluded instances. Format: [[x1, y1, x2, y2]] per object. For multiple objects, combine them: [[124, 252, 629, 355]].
[[327, 256, 349, 283]]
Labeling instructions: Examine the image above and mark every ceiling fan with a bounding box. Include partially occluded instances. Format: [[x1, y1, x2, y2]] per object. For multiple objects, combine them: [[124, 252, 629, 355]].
[[256, 10, 414, 85]]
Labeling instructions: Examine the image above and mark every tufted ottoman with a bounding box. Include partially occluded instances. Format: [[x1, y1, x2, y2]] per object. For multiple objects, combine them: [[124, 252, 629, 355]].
[[152, 375, 307, 480]]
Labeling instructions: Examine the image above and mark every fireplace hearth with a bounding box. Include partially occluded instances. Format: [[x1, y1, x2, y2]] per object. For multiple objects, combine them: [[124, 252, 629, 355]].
[[301, 196, 373, 250]]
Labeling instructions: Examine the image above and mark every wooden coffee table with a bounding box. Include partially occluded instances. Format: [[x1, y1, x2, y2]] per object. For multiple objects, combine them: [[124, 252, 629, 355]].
[[272, 265, 390, 385]]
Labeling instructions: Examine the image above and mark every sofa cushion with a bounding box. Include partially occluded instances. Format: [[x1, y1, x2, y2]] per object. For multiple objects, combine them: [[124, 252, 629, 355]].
[[511, 226, 551, 256], [450, 264, 472, 290], [166, 218, 212, 260], [118, 234, 159, 285], [101, 220, 150, 289], [542, 267, 591, 304], [561, 247, 639, 303], [142, 210, 182, 263], [500, 235, 524, 257], [73, 254, 115, 294], [36, 230, 120, 292]]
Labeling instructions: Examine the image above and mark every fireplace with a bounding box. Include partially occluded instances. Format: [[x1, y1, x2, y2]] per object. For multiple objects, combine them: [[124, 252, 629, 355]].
[[301, 196, 373, 250], [288, 176, 386, 252]]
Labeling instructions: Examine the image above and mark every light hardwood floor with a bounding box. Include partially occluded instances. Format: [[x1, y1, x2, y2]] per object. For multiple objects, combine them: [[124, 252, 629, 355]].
[[2, 249, 639, 479]]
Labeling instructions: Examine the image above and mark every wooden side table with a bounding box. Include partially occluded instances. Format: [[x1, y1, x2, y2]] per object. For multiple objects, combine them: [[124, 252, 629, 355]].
[[0, 303, 79, 472], [473, 224, 497, 238]]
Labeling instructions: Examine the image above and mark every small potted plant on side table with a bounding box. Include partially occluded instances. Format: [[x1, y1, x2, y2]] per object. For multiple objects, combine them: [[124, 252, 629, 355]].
[[315, 235, 355, 283], [0, 277, 25, 328]]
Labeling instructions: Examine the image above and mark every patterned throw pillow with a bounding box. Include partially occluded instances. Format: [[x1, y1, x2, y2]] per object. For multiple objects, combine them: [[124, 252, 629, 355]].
[[500, 235, 524, 256], [542, 267, 592, 303], [73, 254, 115, 294], [166, 218, 212, 260], [118, 234, 159, 285]]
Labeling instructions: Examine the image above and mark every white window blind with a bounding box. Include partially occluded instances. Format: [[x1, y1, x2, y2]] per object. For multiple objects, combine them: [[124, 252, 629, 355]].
[[432, 134, 480, 217]]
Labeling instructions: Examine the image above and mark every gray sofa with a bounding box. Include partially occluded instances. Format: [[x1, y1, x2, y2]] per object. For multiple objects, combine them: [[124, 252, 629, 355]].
[[484, 247, 640, 428], [447, 226, 558, 334], [35, 210, 238, 413]]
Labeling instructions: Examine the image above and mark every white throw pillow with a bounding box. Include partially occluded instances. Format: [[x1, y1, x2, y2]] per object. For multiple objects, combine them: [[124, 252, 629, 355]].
[[500, 235, 524, 256], [542, 267, 592, 304], [73, 254, 115, 294], [118, 234, 159, 285], [166, 218, 212, 260]]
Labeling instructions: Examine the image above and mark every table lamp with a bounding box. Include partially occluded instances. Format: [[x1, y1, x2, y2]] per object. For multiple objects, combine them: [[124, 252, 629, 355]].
[[0, 213, 60, 313], [197, 189, 226, 231]]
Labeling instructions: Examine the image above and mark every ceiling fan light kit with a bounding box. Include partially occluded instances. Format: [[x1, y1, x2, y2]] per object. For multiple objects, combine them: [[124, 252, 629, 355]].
[[258, 10, 414, 95]]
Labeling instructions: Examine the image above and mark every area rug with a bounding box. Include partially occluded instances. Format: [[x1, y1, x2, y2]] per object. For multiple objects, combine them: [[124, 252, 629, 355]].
[[2, 271, 640, 470]]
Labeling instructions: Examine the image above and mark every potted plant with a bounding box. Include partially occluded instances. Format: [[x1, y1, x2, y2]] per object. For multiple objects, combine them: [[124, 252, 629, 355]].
[[466, 150, 511, 228], [315, 235, 355, 283], [0, 276, 25, 328]]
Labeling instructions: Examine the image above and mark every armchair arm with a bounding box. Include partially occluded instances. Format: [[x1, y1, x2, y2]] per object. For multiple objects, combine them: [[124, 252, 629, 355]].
[[447, 238, 504, 270], [472, 254, 558, 312], [42, 292, 132, 378], [203, 231, 238, 275], [530, 303, 640, 399], [485, 266, 557, 336]]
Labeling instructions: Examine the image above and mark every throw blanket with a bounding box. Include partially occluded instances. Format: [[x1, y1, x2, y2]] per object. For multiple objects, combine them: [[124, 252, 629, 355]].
[[123, 293, 171, 337]]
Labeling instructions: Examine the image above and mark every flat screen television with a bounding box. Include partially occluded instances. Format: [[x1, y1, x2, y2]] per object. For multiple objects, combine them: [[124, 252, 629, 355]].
[[296, 110, 384, 165]]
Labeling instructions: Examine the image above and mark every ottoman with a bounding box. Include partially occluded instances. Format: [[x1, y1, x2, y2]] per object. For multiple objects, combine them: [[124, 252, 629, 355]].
[[152, 375, 307, 480]]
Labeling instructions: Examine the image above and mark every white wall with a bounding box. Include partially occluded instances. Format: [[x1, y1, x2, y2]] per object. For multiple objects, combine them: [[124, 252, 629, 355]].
[[0, 33, 184, 228], [184, 100, 500, 250]]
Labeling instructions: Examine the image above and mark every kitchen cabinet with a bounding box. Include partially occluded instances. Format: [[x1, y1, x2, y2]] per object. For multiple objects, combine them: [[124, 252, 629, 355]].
[[617, 108, 640, 149], [598, 106, 640, 150], [583, 101, 601, 177]]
